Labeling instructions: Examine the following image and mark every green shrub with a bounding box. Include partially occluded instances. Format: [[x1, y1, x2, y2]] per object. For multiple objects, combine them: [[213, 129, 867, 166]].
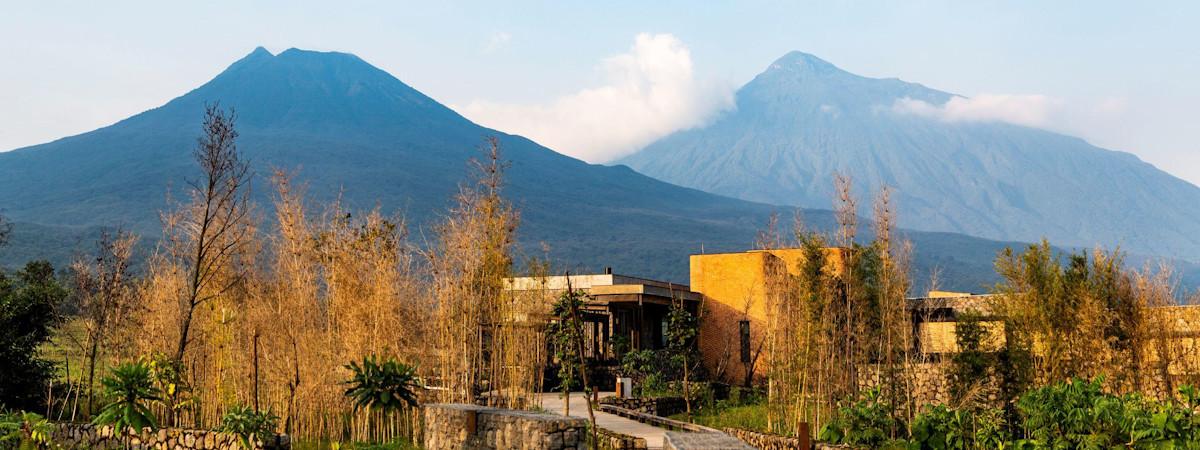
[[620, 349, 674, 397], [1015, 378, 1200, 449], [682, 381, 715, 409], [343, 356, 420, 413], [818, 387, 904, 448], [0, 261, 67, 412], [0, 410, 54, 449], [949, 311, 993, 404], [909, 404, 1008, 450], [92, 361, 160, 432], [218, 405, 279, 450], [726, 386, 764, 407], [547, 290, 587, 396], [144, 352, 195, 427]]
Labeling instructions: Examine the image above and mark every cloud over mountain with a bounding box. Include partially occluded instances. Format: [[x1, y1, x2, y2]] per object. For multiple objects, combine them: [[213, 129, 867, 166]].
[[893, 94, 1062, 128], [892, 93, 1129, 150], [456, 33, 733, 163]]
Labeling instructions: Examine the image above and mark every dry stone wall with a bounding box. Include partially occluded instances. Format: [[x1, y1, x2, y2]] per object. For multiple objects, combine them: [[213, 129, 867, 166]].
[[50, 423, 288, 450], [723, 427, 808, 450], [854, 361, 952, 407], [597, 397, 686, 417], [423, 403, 587, 450], [662, 431, 754, 450], [593, 427, 648, 450]]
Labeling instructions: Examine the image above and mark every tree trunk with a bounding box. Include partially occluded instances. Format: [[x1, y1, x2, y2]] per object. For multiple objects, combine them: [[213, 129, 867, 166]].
[[86, 336, 100, 416], [683, 356, 692, 422], [567, 297, 598, 450]]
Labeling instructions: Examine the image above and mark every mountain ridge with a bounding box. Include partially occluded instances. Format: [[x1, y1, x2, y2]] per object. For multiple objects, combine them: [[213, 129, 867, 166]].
[[0, 47, 1153, 291], [619, 51, 1200, 261]]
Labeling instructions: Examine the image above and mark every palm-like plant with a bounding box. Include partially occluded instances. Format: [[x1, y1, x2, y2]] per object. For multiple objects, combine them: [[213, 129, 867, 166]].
[[343, 356, 421, 413], [93, 362, 161, 433], [218, 405, 279, 450]]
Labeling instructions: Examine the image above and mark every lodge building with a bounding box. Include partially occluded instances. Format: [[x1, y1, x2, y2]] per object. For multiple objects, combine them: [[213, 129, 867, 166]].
[[506, 247, 1200, 394]]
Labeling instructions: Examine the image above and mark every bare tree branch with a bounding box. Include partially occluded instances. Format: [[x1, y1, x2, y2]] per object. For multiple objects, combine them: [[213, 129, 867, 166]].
[[168, 103, 255, 364]]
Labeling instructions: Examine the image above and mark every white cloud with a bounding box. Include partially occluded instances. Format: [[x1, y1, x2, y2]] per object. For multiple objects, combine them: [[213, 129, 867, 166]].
[[455, 33, 734, 163], [892, 95, 1132, 141], [483, 32, 512, 53], [892, 94, 1138, 154], [892, 94, 1064, 129]]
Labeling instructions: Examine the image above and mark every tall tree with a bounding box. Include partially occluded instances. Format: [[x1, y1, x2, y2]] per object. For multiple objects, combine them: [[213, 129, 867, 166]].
[[429, 137, 519, 404], [664, 295, 700, 421], [164, 104, 254, 363], [0, 261, 68, 411], [71, 229, 139, 415]]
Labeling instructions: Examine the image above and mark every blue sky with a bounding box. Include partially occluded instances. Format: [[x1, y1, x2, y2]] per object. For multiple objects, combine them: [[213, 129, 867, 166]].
[[3, 1, 1199, 183]]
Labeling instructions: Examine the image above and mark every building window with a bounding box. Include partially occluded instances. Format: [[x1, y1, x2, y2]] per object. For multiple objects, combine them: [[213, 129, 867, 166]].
[[739, 320, 751, 363]]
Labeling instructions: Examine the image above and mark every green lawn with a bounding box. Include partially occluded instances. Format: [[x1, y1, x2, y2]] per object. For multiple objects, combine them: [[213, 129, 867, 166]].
[[670, 402, 772, 434], [39, 318, 90, 381]]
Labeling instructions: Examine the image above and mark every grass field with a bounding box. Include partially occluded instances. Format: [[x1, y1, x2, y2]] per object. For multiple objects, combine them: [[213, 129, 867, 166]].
[[670, 402, 772, 434], [39, 318, 90, 381]]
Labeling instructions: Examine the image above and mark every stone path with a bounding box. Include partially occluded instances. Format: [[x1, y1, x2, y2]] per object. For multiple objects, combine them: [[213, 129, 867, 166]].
[[539, 392, 667, 449]]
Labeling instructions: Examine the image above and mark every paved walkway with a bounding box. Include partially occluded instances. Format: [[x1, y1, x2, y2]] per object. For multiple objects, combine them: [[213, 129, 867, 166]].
[[539, 392, 667, 449]]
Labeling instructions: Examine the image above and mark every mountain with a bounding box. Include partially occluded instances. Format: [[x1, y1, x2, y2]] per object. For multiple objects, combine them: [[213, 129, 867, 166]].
[[0, 47, 1067, 291], [619, 51, 1200, 261]]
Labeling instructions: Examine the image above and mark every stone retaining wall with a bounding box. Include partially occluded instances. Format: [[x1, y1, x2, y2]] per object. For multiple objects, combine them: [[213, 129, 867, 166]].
[[723, 427, 810, 450], [598, 397, 686, 417], [662, 431, 754, 450], [49, 423, 288, 450], [423, 403, 587, 450], [596, 405, 714, 433], [592, 427, 648, 450], [853, 362, 952, 407]]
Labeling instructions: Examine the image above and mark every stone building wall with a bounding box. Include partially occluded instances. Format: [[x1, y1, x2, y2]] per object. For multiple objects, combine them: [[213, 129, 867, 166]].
[[857, 355, 1200, 408], [49, 423, 288, 450], [853, 361, 952, 407], [423, 403, 587, 450]]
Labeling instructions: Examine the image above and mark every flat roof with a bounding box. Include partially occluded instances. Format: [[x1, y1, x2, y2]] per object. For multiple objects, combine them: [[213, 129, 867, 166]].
[[906, 294, 996, 314], [505, 273, 700, 302]]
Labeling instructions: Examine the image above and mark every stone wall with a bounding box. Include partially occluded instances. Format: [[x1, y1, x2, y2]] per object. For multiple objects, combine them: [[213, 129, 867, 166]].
[[723, 427, 809, 450], [662, 431, 754, 450], [423, 403, 587, 450], [854, 361, 952, 407], [49, 423, 288, 450], [590, 427, 648, 450], [597, 396, 686, 417], [596, 405, 712, 433]]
